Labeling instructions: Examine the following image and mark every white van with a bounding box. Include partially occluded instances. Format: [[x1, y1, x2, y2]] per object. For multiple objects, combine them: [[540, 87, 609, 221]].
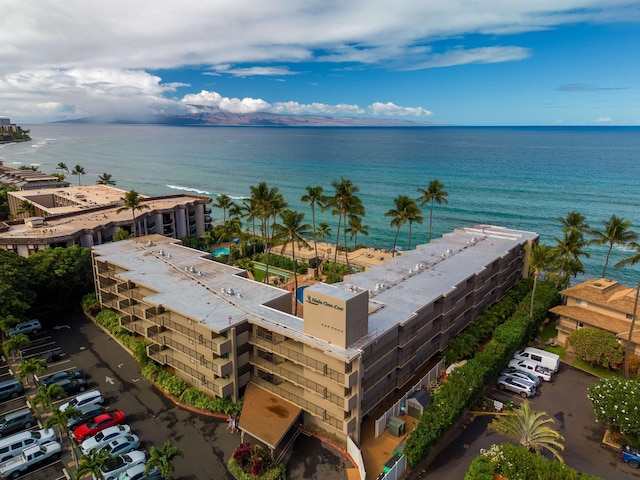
[[0, 429, 56, 462], [514, 347, 560, 373], [508, 359, 553, 382]]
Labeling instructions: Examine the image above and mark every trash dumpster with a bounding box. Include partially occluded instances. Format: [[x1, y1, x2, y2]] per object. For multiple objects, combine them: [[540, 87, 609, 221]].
[[388, 416, 406, 436]]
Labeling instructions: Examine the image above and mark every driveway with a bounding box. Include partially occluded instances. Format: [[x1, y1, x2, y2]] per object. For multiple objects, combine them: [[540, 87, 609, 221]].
[[407, 364, 640, 479]]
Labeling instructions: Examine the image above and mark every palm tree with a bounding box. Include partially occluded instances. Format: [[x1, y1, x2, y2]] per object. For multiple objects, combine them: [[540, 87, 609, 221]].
[[45, 405, 82, 466], [417, 179, 448, 242], [590, 214, 638, 278], [16, 358, 46, 386], [616, 241, 640, 269], [56, 162, 69, 174], [96, 172, 116, 186], [405, 202, 423, 250], [0, 315, 19, 340], [33, 384, 68, 410], [526, 242, 554, 318], [557, 211, 589, 235], [17, 200, 35, 217], [273, 210, 311, 316], [551, 229, 590, 288], [488, 399, 565, 462], [145, 441, 184, 480], [2, 334, 31, 362], [250, 182, 285, 283], [75, 448, 112, 479], [116, 190, 150, 237], [213, 194, 234, 223], [385, 195, 420, 257], [328, 177, 364, 270], [347, 215, 369, 250], [71, 164, 86, 186], [301, 186, 327, 277]]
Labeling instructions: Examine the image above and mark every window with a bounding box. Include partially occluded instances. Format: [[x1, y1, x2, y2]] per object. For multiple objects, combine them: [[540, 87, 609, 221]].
[[577, 299, 588, 306], [577, 322, 584, 328]]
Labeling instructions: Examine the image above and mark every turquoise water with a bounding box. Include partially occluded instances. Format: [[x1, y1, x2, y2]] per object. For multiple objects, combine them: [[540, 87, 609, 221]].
[[213, 247, 230, 257], [2, 124, 639, 284]]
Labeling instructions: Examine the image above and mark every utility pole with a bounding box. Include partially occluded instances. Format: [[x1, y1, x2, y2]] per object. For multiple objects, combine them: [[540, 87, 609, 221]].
[[624, 280, 640, 380]]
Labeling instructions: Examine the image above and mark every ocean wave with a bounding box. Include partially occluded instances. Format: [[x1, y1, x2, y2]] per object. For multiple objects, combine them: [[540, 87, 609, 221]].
[[166, 184, 211, 195]]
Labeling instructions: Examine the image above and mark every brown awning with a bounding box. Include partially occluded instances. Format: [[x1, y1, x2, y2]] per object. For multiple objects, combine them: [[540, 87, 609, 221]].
[[238, 383, 302, 450]]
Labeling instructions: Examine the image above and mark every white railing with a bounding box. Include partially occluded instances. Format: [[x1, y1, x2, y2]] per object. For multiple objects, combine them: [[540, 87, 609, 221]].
[[374, 359, 444, 437], [378, 454, 407, 480], [347, 435, 366, 480]]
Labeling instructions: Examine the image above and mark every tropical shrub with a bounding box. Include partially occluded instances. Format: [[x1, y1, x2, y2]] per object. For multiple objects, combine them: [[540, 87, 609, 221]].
[[228, 442, 285, 480], [465, 444, 603, 480], [588, 377, 640, 445], [567, 328, 624, 369]]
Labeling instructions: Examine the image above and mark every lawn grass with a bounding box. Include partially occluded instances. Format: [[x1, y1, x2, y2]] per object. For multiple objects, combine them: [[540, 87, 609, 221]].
[[539, 323, 558, 343], [572, 358, 621, 379]]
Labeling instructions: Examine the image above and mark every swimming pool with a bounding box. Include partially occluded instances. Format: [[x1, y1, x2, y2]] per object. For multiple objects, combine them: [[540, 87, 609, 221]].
[[212, 247, 230, 257], [251, 262, 293, 279]]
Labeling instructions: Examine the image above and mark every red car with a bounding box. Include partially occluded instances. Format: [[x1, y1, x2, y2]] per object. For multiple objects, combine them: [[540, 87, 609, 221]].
[[72, 410, 125, 442]]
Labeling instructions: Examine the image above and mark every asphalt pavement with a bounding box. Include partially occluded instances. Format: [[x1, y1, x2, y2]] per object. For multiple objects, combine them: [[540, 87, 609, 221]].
[[407, 364, 640, 480]]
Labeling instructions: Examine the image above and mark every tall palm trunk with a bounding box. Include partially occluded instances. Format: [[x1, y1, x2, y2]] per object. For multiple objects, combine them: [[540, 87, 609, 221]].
[[529, 270, 539, 318], [292, 239, 299, 316], [311, 205, 319, 277]]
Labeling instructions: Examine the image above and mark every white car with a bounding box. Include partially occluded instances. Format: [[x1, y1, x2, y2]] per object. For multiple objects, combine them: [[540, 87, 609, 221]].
[[95, 450, 146, 480], [80, 425, 131, 455], [59, 390, 104, 414], [99, 434, 140, 457], [117, 463, 162, 480]]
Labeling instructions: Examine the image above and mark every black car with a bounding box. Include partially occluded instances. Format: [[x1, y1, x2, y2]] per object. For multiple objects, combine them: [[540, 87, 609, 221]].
[[45, 351, 62, 363], [52, 379, 88, 399], [41, 370, 86, 387], [66, 406, 105, 430]]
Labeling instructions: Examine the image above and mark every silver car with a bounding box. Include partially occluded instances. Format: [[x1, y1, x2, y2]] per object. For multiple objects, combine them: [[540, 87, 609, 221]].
[[500, 367, 541, 386], [497, 375, 536, 398]]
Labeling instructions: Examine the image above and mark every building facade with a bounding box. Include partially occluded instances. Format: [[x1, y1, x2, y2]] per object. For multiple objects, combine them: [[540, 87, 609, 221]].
[[91, 225, 536, 447], [0, 163, 70, 191], [0, 186, 212, 256], [550, 278, 640, 355]]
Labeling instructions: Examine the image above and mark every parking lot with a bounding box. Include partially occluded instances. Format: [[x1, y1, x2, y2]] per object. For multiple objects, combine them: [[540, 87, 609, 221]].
[[408, 363, 640, 480], [1, 309, 349, 480]]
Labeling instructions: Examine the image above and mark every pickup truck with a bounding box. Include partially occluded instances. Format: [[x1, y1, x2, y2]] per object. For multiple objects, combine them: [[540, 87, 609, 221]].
[[620, 444, 640, 469], [0, 441, 61, 478]]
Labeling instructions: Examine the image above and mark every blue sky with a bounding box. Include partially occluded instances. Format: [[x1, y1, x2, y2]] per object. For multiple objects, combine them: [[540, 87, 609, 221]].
[[1, 1, 639, 125]]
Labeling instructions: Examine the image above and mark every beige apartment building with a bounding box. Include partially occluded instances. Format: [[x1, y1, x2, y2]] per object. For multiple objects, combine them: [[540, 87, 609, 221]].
[[0, 185, 212, 256], [551, 278, 640, 355], [91, 225, 537, 449], [0, 162, 70, 190]]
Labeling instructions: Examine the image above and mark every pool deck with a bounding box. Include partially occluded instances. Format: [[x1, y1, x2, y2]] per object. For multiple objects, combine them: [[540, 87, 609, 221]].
[[279, 241, 396, 270]]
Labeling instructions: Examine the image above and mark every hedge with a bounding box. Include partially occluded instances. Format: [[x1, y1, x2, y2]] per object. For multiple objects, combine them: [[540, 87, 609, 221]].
[[465, 444, 603, 480], [404, 280, 560, 468]]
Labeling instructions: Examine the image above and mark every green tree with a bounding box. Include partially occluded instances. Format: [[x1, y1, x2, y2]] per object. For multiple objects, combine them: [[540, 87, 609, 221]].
[[56, 162, 69, 174], [488, 399, 565, 462], [250, 182, 285, 283], [417, 179, 448, 242], [27, 246, 93, 308], [34, 384, 68, 410], [327, 177, 364, 269], [71, 164, 86, 185], [116, 190, 150, 237], [347, 215, 369, 250], [551, 229, 590, 288], [96, 172, 116, 186], [273, 210, 311, 316], [3, 333, 31, 361], [590, 214, 638, 278], [75, 448, 111, 480], [526, 242, 554, 318], [17, 199, 35, 217], [385, 195, 421, 256], [114, 228, 133, 241], [301, 186, 327, 277], [588, 377, 640, 445], [213, 194, 234, 223], [0, 251, 34, 319], [567, 328, 624, 369], [0, 315, 20, 340], [616, 242, 640, 269], [145, 441, 184, 480], [557, 211, 590, 236], [16, 358, 46, 386]]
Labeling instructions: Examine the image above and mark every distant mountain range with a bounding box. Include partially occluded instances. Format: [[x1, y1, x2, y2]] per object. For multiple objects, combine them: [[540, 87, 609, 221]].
[[57, 111, 440, 127]]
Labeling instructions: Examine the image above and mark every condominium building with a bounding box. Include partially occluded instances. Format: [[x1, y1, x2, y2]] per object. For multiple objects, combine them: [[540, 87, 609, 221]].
[[91, 225, 537, 449], [0, 185, 212, 256], [0, 162, 70, 190], [550, 278, 640, 355]]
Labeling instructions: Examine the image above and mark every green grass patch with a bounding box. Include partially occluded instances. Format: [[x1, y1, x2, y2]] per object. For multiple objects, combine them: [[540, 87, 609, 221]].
[[539, 323, 558, 343], [545, 344, 567, 359], [572, 358, 620, 379]]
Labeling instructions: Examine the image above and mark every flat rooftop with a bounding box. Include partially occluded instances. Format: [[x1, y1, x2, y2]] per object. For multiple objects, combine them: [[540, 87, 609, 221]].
[[92, 225, 537, 362], [0, 194, 207, 244]]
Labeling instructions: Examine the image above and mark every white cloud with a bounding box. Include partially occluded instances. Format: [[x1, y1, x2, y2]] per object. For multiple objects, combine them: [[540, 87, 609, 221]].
[[207, 66, 299, 77], [369, 102, 433, 117], [594, 116, 613, 123], [400, 46, 531, 70], [181, 91, 271, 114]]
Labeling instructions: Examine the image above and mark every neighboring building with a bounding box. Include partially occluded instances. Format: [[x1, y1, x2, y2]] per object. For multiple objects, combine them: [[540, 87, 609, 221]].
[[91, 225, 537, 450], [0, 186, 212, 256], [0, 163, 70, 190], [551, 278, 640, 355]]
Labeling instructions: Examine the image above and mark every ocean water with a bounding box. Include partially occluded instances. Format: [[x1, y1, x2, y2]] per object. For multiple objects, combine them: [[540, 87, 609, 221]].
[[1, 124, 639, 285]]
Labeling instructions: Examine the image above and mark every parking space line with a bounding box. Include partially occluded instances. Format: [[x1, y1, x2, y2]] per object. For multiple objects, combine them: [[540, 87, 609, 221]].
[[22, 341, 58, 352]]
